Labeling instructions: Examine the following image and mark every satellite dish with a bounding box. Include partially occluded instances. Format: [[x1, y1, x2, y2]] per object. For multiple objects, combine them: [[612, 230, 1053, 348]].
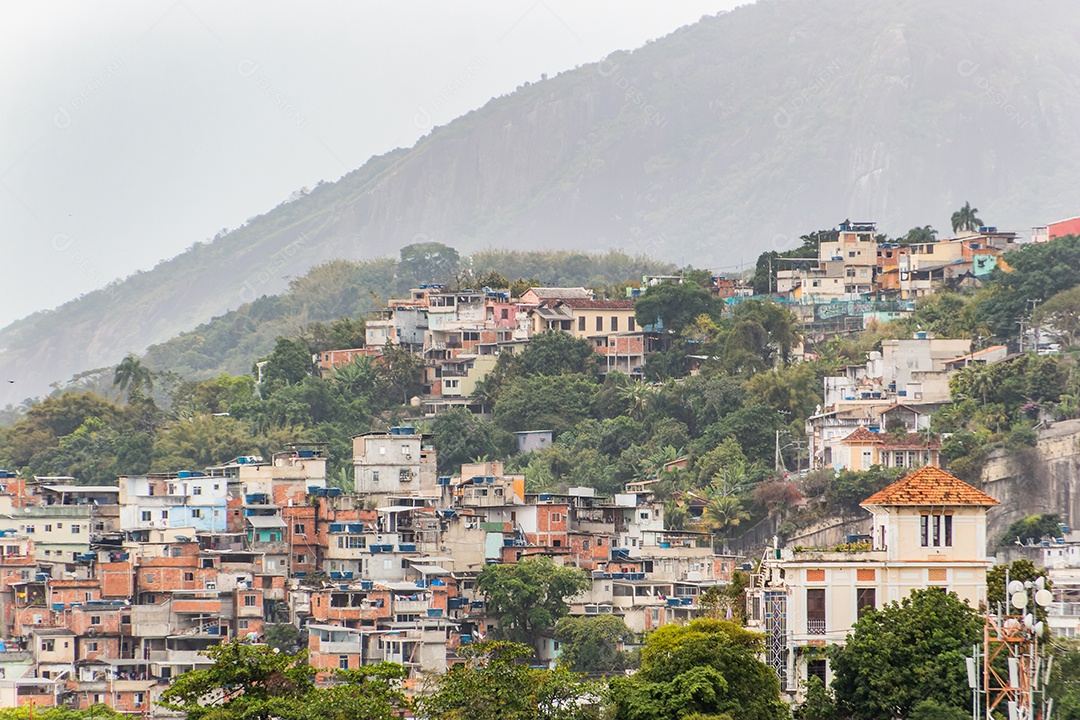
[[1024, 613, 1035, 630], [1008, 580, 1025, 595], [1035, 589, 1053, 607], [1035, 621, 1046, 636], [1011, 592, 1028, 610], [1036, 576, 1047, 591]]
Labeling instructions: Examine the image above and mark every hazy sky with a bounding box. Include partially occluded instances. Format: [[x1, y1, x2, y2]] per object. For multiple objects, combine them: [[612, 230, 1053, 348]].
[[0, 1, 750, 329]]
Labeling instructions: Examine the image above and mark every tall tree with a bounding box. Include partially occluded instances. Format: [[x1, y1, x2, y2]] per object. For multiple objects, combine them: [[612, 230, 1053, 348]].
[[397, 242, 460, 287], [898, 225, 939, 244], [475, 558, 590, 654], [830, 587, 983, 720], [634, 282, 722, 335], [113, 353, 153, 396], [416, 641, 601, 720], [609, 618, 788, 720], [554, 614, 636, 674], [258, 338, 314, 394], [950, 201, 984, 233]]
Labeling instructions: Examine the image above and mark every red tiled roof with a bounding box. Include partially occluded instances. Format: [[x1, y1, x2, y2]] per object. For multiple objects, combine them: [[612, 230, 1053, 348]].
[[860, 466, 999, 507], [841, 427, 883, 444], [557, 298, 637, 310]]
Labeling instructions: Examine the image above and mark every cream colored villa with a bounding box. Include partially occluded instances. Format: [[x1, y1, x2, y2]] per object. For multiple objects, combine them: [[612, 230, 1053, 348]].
[[746, 466, 998, 694]]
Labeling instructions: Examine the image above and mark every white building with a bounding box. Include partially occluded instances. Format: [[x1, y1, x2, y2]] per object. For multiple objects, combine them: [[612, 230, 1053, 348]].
[[747, 466, 997, 695]]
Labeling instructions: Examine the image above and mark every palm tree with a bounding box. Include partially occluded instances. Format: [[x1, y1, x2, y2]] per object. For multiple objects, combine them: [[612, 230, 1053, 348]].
[[902, 225, 938, 244], [619, 381, 656, 422], [950, 202, 984, 234], [700, 494, 750, 538], [113, 354, 153, 397]]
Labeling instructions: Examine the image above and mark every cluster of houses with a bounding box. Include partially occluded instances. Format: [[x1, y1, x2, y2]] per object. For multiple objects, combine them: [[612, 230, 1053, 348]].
[[775, 220, 1021, 302], [1, 438, 1039, 710], [0, 432, 739, 711], [317, 279, 751, 416], [804, 333, 1012, 473]]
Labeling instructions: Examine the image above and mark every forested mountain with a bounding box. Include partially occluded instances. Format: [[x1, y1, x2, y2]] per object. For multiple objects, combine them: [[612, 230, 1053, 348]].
[[5, 0, 1080, 403]]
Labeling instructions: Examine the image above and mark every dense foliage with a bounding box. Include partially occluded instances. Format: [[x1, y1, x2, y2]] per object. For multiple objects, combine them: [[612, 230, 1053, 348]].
[[475, 558, 591, 654], [830, 588, 983, 720], [158, 641, 408, 720], [416, 641, 602, 720], [610, 618, 789, 720]]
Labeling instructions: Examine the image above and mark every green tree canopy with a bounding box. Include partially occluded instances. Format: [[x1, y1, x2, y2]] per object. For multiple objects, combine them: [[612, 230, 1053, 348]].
[[977, 235, 1080, 339], [494, 374, 597, 435], [518, 331, 597, 377], [475, 558, 590, 653], [430, 407, 515, 474], [398, 242, 461, 287], [830, 587, 983, 720], [416, 641, 602, 720], [554, 614, 636, 674], [634, 282, 722, 335], [159, 641, 408, 720], [259, 337, 314, 394], [610, 618, 788, 720]]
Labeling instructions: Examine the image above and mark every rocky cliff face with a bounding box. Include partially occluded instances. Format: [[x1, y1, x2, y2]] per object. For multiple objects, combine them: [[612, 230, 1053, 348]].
[[984, 419, 1080, 547], [5, 0, 1080, 402]]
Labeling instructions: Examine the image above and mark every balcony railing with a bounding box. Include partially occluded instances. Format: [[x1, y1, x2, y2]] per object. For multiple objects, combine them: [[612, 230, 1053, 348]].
[[807, 619, 826, 635]]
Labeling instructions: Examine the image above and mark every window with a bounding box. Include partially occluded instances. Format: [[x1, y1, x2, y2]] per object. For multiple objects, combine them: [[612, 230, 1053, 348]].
[[25, 525, 34, 533], [807, 659, 827, 685], [184, 572, 194, 581], [192, 509, 202, 519], [921, 514, 952, 547], [71, 524, 80, 534], [807, 589, 826, 635], [239, 620, 249, 629], [550, 513, 563, 523], [628, 317, 636, 331], [339, 655, 350, 670], [44, 524, 52, 533], [578, 316, 585, 331], [296, 554, 307, 564], [582, 540, 590, 551], [611, 316, 619, 331], [91, 615, 101, 625], [372, 471, 379, 483], [193, 486, 202, 495], [134, 693, 144, 706], [161, 510, 168, 519], [57, 523, 62, 529], [596, 316, 603, 332], [294, 523, 306, 534], [501, 308, 509, 320], [244, 595, 257, 607], [141, 511, 151, 522], [42, 640, 55, 652], [84, 592, 92, 602], [856, 588, 876, 617], [87, 641, 99, 652]]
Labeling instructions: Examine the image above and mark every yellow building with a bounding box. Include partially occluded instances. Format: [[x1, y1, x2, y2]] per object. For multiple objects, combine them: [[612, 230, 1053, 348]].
[[747, 466, 997, 695], [530, 298, 638, 339]]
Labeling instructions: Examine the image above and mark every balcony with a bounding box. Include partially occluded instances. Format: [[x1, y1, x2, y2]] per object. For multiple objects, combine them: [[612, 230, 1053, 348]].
[[394, 600, 428, 614], [807, 619, 826, 635]]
